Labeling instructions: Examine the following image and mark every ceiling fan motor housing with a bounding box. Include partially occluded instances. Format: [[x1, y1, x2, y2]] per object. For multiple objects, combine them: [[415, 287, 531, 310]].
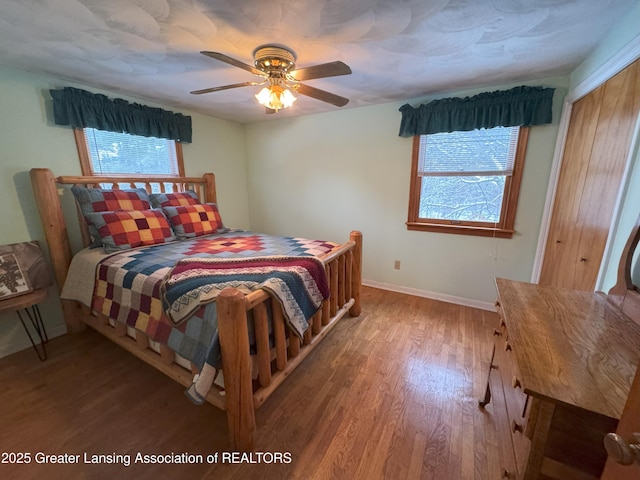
[[254, 46, 296, 74]]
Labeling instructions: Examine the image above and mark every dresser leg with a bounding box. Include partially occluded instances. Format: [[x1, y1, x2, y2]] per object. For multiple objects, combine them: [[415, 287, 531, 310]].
[[479, 380, 492, 408], [479, 345, 497, 408]]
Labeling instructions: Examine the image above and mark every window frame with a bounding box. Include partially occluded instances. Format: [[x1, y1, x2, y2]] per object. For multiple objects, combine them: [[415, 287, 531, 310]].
[[406, 126, 529, 238], [73, 128, 185, 178]]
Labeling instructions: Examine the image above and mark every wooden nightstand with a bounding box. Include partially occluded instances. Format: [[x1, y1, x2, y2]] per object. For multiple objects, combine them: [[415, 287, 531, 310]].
[[0, 289, 49, 361]]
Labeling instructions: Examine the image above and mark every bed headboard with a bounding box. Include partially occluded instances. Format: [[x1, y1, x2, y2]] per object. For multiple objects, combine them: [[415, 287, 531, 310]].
[[30, 168, 217, 292]]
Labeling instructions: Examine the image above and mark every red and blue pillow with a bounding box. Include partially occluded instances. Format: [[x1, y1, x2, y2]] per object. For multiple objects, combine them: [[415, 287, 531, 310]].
[[162, 203, 227, 239], [149, 190, 201, 208], [84, 209, 176, 252], [72, 186, 151, 213], [72, 186, 226, 249], [72, 186, 152, 247]]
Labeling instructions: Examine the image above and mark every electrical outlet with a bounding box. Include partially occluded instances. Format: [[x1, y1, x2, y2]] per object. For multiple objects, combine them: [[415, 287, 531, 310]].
[[394, 260, 401, 270]]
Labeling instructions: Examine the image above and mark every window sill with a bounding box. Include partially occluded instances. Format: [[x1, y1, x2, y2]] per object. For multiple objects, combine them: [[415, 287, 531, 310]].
[[406, 222, 514, 238]]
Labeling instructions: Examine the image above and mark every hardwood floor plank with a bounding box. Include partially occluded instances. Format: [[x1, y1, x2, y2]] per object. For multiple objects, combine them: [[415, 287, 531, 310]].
[[0, 286, 501, 480]]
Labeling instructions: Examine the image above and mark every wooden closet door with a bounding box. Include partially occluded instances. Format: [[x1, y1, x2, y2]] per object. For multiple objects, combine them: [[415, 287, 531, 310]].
[[539, 60, 640, 290]]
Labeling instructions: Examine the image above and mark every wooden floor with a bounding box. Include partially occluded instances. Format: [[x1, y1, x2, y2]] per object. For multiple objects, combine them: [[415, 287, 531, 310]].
[[0, 286, 502, 480]]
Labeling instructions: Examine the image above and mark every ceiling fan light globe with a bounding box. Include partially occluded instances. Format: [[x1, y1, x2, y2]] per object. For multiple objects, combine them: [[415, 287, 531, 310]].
[[281, 88, 297, 108], [255, 86, 272, 105], [255, 85, 296, 111]]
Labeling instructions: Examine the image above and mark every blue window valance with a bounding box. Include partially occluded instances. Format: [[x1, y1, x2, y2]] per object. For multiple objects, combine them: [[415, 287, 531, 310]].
[[398, 85, 554, 137], [50, 87, 192, 143]]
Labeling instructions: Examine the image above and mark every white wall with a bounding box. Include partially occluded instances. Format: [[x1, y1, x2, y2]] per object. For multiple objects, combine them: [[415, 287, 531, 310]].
[[245, 77, 569, 307], [0, 66, 249, 358], [569, 1, 640, 90]]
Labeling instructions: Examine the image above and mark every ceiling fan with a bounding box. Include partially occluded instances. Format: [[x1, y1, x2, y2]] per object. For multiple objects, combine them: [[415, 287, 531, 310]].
[[190, 45, 352, 113]]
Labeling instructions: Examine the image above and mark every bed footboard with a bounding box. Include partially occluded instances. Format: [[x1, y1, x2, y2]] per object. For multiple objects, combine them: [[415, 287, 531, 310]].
[[217, 230, 362, 451]]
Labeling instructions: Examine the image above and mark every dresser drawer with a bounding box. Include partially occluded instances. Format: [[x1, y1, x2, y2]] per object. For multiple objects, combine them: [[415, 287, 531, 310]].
[[510, 394, 531, 475], [500, 341, 527, 422], [493, 321, 528, 428], [488, 361, 518, 479], [492, 307, 532, 477]]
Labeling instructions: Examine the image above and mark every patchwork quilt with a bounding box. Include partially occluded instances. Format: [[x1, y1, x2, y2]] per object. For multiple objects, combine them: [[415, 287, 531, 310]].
[[163, 255, 330, 337], [92, 230, 337, 369]]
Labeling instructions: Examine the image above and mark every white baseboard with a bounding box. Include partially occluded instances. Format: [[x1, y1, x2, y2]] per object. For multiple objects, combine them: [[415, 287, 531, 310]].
[[0, 323, 67, 359], [362, 279, 496, 312]]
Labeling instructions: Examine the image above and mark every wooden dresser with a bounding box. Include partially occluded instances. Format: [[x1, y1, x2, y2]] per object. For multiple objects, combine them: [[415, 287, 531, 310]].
[[481, 278, 640, 480]]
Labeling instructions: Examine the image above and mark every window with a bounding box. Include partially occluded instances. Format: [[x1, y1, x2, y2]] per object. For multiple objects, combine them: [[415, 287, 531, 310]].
[[407, 126, 528, 238], [74, 127, 185, 177]]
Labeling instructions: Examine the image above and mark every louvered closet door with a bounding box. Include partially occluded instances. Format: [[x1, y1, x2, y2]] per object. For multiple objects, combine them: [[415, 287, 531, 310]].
[[539, 59, 640, 291]]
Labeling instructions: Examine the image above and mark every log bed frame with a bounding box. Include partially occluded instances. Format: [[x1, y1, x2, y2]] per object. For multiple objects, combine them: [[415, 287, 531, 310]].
[[29, 168, 362, 452]]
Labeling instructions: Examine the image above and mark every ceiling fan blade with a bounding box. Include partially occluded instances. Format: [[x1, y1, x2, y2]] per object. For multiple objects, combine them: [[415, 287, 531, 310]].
[[295, 84, 349, 107], [190, 82, 261, 95], [265, 107, 277, 114], [290, 61, 351, 81], [200, 51, 264, 77]]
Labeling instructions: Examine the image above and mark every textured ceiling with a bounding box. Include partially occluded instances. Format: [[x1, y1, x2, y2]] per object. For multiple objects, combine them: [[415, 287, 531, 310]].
[[0, 0, 636, 123]]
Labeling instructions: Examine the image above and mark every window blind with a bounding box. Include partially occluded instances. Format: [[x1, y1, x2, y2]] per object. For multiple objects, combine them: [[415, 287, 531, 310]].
[[418, 126, 519, 177], [84, 128, 179, 176]]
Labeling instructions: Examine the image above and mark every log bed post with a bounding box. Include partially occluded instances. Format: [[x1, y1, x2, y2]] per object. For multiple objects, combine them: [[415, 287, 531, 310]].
[[349, 230, 363, 317], [217, 288, 256, 452], [30, 168, 85, 333], [203, 172, 217, 204]]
